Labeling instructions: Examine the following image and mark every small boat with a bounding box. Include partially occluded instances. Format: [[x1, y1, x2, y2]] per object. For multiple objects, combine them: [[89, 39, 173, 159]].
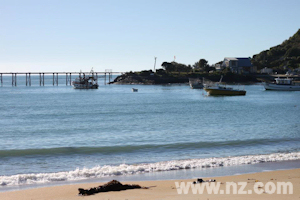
[[204, 85, 246, 96], [263, 77, 300, 91], [132, 88, 138, 92], [72, 69, 99, 89], [189, 78, 203, 89], [203, 76, 246, 96]]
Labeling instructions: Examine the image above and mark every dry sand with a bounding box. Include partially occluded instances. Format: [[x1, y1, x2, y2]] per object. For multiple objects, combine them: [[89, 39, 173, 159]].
[[0, 168, 299, 200]]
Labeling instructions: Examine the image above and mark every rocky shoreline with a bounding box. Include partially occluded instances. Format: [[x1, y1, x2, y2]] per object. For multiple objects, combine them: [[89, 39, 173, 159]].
[[109, 71, 269, 85], [110, 72, 188, 85]]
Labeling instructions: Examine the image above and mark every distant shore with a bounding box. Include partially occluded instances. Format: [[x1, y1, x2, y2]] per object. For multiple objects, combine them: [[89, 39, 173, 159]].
[[109, 71, 300, 85], [1, 168, 299, 200]]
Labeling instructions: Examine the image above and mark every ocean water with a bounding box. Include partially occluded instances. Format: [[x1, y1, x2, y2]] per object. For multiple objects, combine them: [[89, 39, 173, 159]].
[[0, 75, 300, 188]]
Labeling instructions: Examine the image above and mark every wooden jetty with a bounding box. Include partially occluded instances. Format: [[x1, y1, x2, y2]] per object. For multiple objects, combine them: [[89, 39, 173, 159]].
[[0, 70, 122, 86]]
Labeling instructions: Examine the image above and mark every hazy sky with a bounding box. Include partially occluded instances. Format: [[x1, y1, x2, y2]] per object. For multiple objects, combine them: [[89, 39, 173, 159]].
[[1, 0, 300, 72]]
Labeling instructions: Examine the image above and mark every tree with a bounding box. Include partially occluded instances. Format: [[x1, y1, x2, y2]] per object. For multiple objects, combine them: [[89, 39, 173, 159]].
[[161, 62, 176, 72], [192, 61, 200, 69], [161, 62, 192, 72], [199, 59, 208, 69]]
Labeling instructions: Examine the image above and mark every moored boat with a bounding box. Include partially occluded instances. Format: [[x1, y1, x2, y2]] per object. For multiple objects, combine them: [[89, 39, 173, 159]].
[[72, 69, 99, 89], [263, 77, 300, 91], [189, 78, 203, 89], [203, 76, 246, 96], [204, 86, 246, 95]]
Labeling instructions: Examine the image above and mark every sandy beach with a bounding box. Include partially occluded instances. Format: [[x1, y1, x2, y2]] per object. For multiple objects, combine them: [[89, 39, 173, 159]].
[[0, 168, 299, 200]]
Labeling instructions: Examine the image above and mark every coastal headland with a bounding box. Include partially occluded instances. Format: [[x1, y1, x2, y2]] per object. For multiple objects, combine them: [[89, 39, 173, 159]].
[[109, 70, 299, 85]]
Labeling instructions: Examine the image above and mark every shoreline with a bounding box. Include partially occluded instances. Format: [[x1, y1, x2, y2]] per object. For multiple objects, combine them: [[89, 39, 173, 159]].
[[1, 159, 300, 193], [0, 168, 299, 199]]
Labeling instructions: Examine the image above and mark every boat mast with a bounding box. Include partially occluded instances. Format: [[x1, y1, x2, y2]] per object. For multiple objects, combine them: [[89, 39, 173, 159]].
[[219, 75, 223, 83]]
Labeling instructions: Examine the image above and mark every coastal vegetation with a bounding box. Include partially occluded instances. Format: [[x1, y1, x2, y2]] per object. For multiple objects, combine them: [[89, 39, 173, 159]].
[[252, 29, 300, 72], [161, 59, 216, 73], [111, 69, 257, 85]]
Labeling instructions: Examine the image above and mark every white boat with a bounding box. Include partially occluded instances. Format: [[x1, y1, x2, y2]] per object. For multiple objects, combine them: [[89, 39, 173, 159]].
[[203, 76, 246, 96], [264, 77, 300, 91], [189, 78, 203, 89], [72, 69, 99, 89]]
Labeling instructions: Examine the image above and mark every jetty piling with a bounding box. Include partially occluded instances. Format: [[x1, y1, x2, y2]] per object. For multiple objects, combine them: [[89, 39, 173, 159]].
[[39, 73, 44, 86], [26, 73, 31, 86], [96, 73, 98, 84], [53, 73, 58, 86], [105, 69, 112, 85], [12, 73, 17, 86], [66, 73, 71, 86], [0, 71, 118, 86]]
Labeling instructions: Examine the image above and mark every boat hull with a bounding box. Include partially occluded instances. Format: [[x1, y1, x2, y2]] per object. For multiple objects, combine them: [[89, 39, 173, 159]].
[[189, 83, 203, 89], [264, 83, 300, 91], [204, 88, 246, 96], [189, 78, 203, 89], [72, 83, 99, 89]]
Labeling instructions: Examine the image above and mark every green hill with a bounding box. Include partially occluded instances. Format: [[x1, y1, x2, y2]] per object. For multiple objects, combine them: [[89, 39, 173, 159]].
[[252, 29, 300, 71]]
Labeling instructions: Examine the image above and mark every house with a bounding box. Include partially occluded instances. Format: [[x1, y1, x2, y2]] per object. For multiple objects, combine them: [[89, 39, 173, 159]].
[[214, 64, 224, 71], [221, 57, 256, 74], [261, 67, 273, 74], [294, 68, 300, 75]]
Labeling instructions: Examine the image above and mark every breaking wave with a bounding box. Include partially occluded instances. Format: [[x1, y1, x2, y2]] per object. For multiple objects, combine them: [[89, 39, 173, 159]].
[[0, 151, 299, 186]]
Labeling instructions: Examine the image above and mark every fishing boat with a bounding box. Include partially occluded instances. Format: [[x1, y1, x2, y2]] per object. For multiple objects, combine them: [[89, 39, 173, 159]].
[[72, 69, 99, 89], [189, 78, 203, 89], [203, 76, 246, 96], [263, 77, 300, 91], [132, 88, 138, 92]]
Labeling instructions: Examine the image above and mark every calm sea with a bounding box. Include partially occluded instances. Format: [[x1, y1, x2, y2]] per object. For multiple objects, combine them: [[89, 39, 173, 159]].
[[0, 75, 300, 188]]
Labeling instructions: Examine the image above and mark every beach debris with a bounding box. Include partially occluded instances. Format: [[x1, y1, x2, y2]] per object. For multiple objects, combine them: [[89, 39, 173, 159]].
[[78, 180, 146, 196], [193, 178, 216, 184], [198, 178, 204, 183]]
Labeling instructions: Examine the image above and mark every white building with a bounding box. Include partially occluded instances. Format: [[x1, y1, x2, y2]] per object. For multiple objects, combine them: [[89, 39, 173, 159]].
[[261, 67, 273, 74]]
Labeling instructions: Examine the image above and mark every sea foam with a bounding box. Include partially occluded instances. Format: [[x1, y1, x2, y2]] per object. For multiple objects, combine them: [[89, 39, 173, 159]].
[[1, 152, 299, 186]]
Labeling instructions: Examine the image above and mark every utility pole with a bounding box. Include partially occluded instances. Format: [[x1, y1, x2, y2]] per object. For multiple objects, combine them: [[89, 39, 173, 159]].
[[154, 57, 157, 72]]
